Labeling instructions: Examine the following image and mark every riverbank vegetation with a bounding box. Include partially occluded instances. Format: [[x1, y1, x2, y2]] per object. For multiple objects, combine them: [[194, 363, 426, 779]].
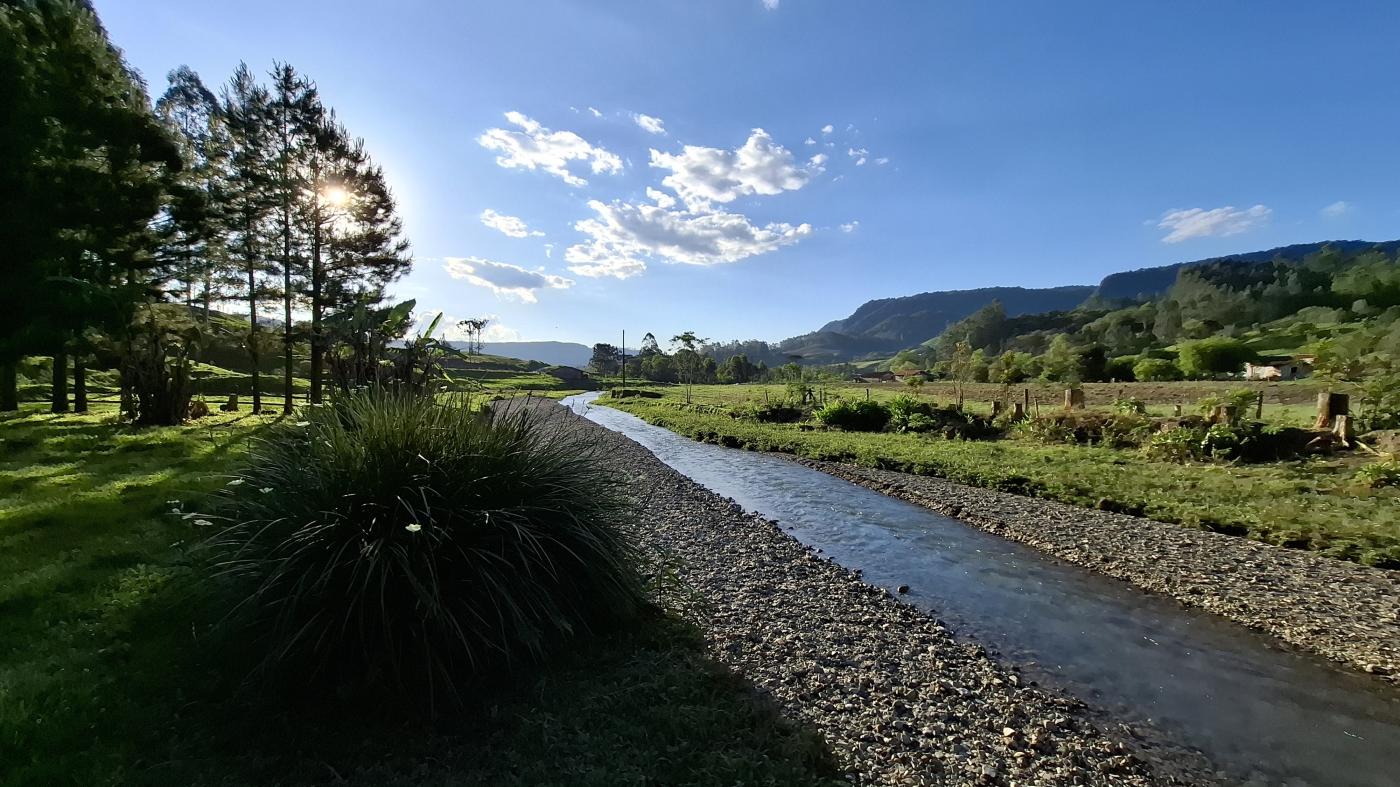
[[604, 382, 1400, 567]]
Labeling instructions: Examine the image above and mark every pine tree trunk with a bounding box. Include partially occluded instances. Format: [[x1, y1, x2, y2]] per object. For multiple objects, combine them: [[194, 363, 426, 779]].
[[282, 202, 294, 414], [248, 262, 262, 414], [73, 355, 87, 413], [0, 359, 17, 411], [310, 212, 324, 404], [51, 349, 69, 413]]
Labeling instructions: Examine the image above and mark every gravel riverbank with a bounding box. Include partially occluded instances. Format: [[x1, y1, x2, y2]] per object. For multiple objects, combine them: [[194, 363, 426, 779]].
[[526, 400, 1217, 786], [798, 460, 1400, 684]]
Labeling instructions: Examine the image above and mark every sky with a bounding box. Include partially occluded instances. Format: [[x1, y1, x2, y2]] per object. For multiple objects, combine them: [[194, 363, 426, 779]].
[[98, 1, 1400, 347]]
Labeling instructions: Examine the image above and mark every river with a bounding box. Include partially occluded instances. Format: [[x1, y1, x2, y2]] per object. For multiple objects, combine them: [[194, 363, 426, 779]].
[[561, 392, 1400, 787]]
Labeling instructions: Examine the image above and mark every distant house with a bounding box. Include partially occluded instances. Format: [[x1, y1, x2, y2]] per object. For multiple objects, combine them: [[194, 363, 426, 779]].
[[857, 371, 896, 383], [891, 368, 927, 380], [1244, 355, 1315, 381]]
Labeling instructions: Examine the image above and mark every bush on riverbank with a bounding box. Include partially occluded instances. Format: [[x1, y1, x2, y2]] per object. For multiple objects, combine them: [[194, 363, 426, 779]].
[[206, 389, 645, 710]]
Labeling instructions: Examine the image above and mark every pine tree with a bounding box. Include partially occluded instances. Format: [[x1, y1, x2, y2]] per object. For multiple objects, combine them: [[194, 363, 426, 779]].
[[269, 63, 318, 412], [220, 64, 276, 413]]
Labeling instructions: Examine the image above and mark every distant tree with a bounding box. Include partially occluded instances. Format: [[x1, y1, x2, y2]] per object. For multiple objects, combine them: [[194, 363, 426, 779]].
[[671, 331, 708, 403], [1040, 334, 1082, 383], [717, 353, 757, 384], [588, 342, 621, 375], [1133, 357, 1182, 382], [1176, 337, 1254, 379]]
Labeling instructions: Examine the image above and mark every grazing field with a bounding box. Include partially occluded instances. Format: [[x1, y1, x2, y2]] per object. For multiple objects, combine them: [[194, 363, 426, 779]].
[[604, 383, 1400, 567], [0, 402, 835, 786]]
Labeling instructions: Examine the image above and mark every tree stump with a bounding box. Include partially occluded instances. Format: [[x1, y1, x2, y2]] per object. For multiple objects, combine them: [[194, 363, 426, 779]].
[[991, 400, 1004, 417], [220, 394, 239, 412], [1315, 392, 1349, 430], [1012, 402, 1026, 420], [1173, 404, 1183, 417], [1332, 414, 1354, 445], [1064, 389, 1085, 410]]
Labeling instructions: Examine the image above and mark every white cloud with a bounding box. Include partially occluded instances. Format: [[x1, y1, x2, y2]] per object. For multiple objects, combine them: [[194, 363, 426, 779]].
[[443, 256, 574, 303], [649, 128, 814, 212], [808, 153, 828, 174], [565, 199, 812, 279], [762, 0, 779, 8], [477, 111, 622, 187], [479, 208, 544, 238], [840, 220, 859, 233], [1155, 204, 1271, 243], [1321, 200, 1351, 218], [587, 106, 603, 118], [544, 243, 554, 258], [633, 113, 666, 135], [820, 124, 834, 135], [874, 157, 890, 166], [848, 146, 868, 166], [804, 137, 816, 145], [646, 186, 677, 208]]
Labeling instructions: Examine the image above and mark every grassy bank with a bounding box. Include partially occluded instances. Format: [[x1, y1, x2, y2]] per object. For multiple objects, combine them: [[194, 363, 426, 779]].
[[0, 403, 837, 786], [604, 390, 1400, 567]]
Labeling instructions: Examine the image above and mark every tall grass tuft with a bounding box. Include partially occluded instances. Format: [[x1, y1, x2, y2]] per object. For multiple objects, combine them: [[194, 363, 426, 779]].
[[205, 388, 643, 709]]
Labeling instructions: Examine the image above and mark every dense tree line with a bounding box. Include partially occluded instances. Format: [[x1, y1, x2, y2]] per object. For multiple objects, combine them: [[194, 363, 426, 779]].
[[0, 1, 410, 420]]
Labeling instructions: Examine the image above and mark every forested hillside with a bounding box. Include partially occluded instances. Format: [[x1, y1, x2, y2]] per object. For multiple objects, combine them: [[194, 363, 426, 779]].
[[772, 240, 1399, 363]]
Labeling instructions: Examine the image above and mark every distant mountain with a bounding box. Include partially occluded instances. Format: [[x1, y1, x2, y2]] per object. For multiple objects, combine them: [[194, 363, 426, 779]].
[[785, 239, 1400, 362], [466, 341, 592, 368]]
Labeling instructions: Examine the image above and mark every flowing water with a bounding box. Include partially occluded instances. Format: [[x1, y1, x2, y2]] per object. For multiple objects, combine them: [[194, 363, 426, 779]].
[[561, 392, 1400, 787]]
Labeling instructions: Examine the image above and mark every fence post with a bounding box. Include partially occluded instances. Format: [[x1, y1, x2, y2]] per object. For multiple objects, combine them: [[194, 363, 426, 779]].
[[1064, 389, 1085, 410], [1256, 391, 1264, 420]]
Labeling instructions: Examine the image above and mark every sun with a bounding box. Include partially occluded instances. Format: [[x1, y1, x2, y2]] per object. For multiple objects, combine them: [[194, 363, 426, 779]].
[[322, 185, 349, 207]]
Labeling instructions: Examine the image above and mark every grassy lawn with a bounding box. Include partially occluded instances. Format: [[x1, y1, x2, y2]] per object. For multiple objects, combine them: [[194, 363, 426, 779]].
[[0, 403, 838, 786], [605, 386, 1400, 568]]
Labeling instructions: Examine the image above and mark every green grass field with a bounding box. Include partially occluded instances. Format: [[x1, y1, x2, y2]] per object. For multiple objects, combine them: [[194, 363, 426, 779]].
[[604, 384, 1400, 568], [0, 401, 836, 786]]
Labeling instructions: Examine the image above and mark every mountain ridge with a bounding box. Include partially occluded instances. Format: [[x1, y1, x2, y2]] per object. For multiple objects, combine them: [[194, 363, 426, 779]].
[[784, 239, 1399, 361]]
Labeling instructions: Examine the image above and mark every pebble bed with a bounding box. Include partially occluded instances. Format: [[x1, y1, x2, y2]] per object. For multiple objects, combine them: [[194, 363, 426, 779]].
[[800, 459, 1400, 684], [532, 401, 1219, 786]]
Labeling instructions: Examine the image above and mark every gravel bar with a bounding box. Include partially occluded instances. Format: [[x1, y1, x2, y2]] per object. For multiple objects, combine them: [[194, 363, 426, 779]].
[[528, 400, 1219, 786], [798, 459, 1400, 684]]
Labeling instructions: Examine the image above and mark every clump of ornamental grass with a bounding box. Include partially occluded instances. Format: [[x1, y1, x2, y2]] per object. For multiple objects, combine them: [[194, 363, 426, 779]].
[[204, 387, 643, 711]]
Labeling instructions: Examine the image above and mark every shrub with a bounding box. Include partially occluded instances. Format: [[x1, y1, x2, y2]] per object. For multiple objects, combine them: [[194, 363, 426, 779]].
[[815, 399, 889, 431], [1133, 357, 1182, 382], [1356, 460, 1400, 489], [1146, 426, 1201, 462], [736, 401, 806, 423], [205, 388, 643, 709], [1106, 356, 1137, 382]]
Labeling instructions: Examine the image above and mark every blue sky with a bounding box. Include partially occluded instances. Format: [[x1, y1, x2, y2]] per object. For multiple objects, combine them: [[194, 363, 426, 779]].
[[99, 1, 1400, 346]]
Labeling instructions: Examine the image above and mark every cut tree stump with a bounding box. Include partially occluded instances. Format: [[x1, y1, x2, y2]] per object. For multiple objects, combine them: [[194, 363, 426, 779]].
[[1315, 392, 1349, 430]]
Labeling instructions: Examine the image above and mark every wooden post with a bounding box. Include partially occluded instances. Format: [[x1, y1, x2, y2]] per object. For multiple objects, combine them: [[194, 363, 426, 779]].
[[865, 388, 870, 401], [1023, 388, 1030, 415], [992, 400, 1004, 417], [1315, 392, 1350, 430], [1012, 402, 1025, 420], [1255, 391, 1264, 421], [1173, 404, 1182, 417], [1064, 389, 1085, 410]]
